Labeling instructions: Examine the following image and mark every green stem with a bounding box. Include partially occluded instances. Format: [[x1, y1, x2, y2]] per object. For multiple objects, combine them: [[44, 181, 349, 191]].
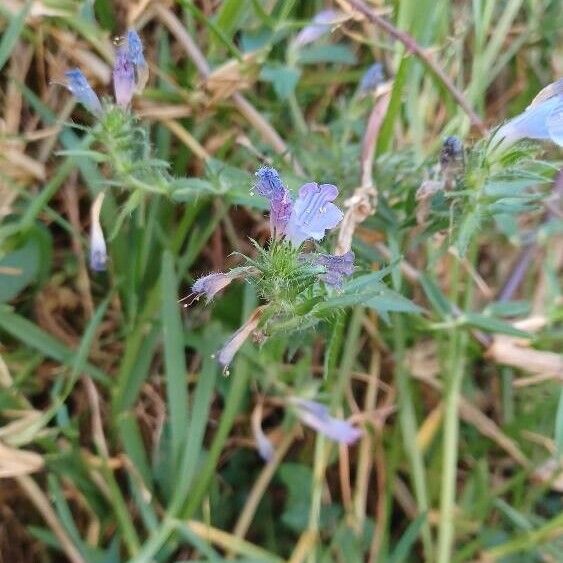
[[306, 434, 327, 563], [289, 92, 308, 136], [437, 243, 477, 563], [392, 312, 433, 559]]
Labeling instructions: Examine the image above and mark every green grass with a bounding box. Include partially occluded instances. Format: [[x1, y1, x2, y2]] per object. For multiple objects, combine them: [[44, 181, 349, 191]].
[[0, 1, 562, 562]]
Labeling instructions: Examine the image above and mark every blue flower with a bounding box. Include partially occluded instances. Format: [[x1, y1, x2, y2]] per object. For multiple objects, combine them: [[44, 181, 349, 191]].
[[251, 405, 275, 462], [113, 47, 135, 107], [493, 79, 563, 149], [286, 183, 344, 247], [359, 63, 384, 93], [64, 69, 102, 115], [290, 398, 362, 445], [255, 167, 293, 236], [127, 29, 145, 67], [308, 250, 355, 287], [292, 9, 346, 48], [127, 29, 149, 91], [192, 272, 234, 301], [255, 167, 285, 199], [89, 193, 107, 272]]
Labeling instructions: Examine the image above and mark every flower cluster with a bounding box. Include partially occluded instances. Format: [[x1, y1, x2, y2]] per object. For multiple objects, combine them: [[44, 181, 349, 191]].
[[63, 30, 150, 273], [65, 29, 147, 115], [191, 167, 355, 373]]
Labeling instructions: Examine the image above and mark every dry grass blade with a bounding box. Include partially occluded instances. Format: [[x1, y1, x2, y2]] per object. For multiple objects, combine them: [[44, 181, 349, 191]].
[[16, 475, 85, 563], [487, 336, 563, 386], [0, 442, 43, 477], [154, 4, 303, 173], [336, 91, 390, 255]]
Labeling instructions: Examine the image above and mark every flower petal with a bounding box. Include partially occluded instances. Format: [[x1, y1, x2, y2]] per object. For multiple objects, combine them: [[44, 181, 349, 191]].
[[359, 63, 384, 93], [64, 69, 102, 115], [309, 251, 355, 287], [293, 9, 347, 47], [286, 183, 343, 246], [291, 398, 361, 445], [251, 404, 275, 462], [192, 272, 233, 301], [89, 193, 107, 272], [547, 102, 563, 146], [127, 29, 149, 92], [216, 307, 264, 374], [127, 29, 145, 67], [254, 167, 293, 236], [494, 95, 563, 149], [113, 48, 135, 107]]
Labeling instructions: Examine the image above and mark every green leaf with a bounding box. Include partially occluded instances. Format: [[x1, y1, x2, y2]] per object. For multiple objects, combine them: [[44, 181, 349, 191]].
[[278, 463, 312, 532], [55, 149, 108, 162], [170, 178, 217, 201], [170, 328, 220, 513], [485, 300, 530, 318], [390, 512, 428, 563], [364, 286, 422, 315], [462, 312, 529, 338], [488, 197, 539, 214], [455, 209, 482, 257], [161, 251, 189, 472], [484, 175, 546, 197], [0, 228, 49, 302], [214, 0, 247, 39], [0, 307, 109, 384], [419, 274, 453, 317], [260, 65, 301, 100], [0, 0, 32, 73], [315, 284, 421, 316], [296, 44, 357, 65], [342, 262, 397, 292]]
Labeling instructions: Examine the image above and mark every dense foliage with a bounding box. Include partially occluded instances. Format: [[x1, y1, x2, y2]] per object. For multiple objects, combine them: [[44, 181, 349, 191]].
[[0, 1, 561, 562]]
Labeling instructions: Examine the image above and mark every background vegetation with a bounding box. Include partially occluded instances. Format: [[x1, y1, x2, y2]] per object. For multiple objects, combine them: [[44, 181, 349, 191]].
[[0, 0, 562, 561]]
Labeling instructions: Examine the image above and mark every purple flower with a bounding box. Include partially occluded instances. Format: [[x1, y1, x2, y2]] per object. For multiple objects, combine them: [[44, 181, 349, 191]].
[[286, 183, 344, 247], [255, 427, 274, 462], [290, 398, 362, 445], [359, 63, 384, 93], [192, 272, 233, 301], [255, 167, 293, 236], [89, 193, 107, 272], [216, 307, 264, 374], [64, 69, 102, 115], [113, 47, 135, 107], [251, 405, 275, 462], [255, 167, 285, 199], [127, 29, 149, 91], [127, 29, 145, 67], [309, 251, 355, 287], [293, 9, 346, 48], [493, 80, 563, 149]]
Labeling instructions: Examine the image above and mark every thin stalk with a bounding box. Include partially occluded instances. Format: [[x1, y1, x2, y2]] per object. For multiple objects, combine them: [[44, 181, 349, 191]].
[[436, 243, 477, 563], [306, 434, 327, 563], [288, 91, 308, 136], [353, 347, 381, 529], [392, 312, 433, 559]]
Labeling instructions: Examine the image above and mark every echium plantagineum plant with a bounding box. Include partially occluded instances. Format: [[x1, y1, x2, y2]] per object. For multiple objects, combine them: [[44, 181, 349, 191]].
[[64, 30, 171, 272], [189, 167, 356, 374], [418, 78, 563, 261]]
